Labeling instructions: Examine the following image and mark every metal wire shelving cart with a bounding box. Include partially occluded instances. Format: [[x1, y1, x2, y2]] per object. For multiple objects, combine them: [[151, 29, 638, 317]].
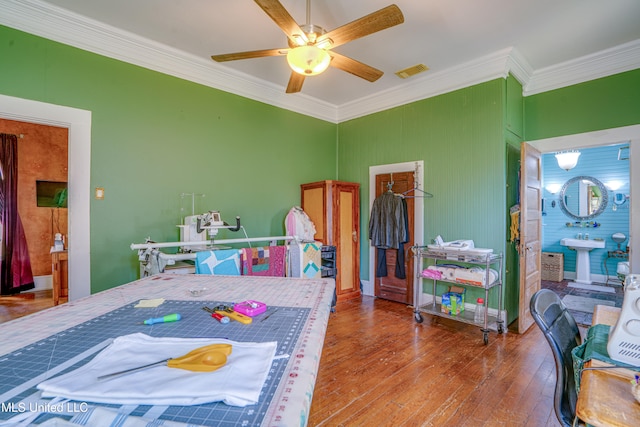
[[412, 246, 505, 344]]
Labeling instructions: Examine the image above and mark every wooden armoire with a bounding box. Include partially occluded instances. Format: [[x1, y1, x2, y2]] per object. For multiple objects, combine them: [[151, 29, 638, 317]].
[[301, 180, 361, 301]]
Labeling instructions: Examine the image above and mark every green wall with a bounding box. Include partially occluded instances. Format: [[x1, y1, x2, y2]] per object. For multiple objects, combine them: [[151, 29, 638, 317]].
[[0, 25, 337, 293], [337, 79, 509, 313], [2, 22, 638, 326], [503, 75, 524, 325], [521, 70, 640, 325], [525, 69, 640, 140]]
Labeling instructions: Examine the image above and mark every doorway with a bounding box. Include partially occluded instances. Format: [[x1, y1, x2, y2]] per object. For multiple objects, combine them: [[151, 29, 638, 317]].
[[0, 120, 69, 298], [0, 94, 92, 301], [372, 171, 415, 304], [527, 125, 639, 271], [518, 125, 640, 331], [367, 161, 425, 301]]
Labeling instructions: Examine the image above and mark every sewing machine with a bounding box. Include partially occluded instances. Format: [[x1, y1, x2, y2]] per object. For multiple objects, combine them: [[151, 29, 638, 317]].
[[607, 274, 640, 366], [178, 211, 229, 252], [136, 212, 242, 276]]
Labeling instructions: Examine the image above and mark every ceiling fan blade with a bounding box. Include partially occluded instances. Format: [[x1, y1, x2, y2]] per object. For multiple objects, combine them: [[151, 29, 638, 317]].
[[329, 52, 383, 82], [286, 72, 305, 93], [317, 4, 404, 49], [212, 48, 287, 62], [254, 0, 308, 45]]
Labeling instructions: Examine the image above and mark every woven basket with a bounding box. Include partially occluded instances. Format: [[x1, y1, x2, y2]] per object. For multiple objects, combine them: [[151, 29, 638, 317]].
[[542, 252, 564, 282]]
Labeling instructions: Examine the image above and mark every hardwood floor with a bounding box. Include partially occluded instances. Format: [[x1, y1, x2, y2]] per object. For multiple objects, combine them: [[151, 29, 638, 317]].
[[310, 296, 562, 427], [0, 289, 54, 323], [1, 287, 587, 426]]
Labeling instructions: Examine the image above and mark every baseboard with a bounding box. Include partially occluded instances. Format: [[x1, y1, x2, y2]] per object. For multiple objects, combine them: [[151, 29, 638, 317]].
[[33, 275, 53, 291], [361, 279, 373, 296], [562, 272, 622, 286], [567, 282, 616, 293], [563, 271, 620, 284]]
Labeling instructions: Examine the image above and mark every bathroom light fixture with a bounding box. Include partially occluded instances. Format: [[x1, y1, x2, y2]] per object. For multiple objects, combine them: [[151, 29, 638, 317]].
[[287, 45, 331, 76], [546, 183, 562, 194], [555, 150, 581, 171], [605, 181, 623, 191]]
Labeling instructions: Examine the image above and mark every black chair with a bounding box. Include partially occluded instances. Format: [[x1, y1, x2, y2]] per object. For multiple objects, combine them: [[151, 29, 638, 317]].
[[530, 289, 583, 427]]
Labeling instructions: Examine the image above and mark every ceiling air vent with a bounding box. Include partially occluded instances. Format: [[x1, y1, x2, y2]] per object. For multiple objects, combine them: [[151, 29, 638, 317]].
[[395, 64, 429, 79]]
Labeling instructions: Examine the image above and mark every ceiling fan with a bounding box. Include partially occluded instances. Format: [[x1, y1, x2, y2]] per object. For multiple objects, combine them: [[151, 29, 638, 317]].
[[211, 0, 404, 94]]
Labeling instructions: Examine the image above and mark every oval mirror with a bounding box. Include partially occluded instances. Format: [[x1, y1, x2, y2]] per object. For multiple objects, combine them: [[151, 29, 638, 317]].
[[558, 176, 608, 220]]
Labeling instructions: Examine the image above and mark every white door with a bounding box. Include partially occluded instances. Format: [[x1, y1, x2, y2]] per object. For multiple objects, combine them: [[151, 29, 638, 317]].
[[518, 142, 542, 333]]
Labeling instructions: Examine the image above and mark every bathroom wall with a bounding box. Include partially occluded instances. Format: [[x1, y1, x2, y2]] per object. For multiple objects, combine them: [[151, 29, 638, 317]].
[[542, 143, 630, 282]]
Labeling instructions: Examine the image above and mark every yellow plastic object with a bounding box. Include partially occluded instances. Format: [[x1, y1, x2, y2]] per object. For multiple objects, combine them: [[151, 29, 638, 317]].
[[215, 309, 252, 324], [167, 343, 232, 372]]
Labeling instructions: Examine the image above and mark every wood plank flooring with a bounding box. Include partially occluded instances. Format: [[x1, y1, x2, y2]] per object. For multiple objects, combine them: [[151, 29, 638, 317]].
[[0, 289, 54, 323], [310, 296, 562, 427], [0, 289, 566, 426]]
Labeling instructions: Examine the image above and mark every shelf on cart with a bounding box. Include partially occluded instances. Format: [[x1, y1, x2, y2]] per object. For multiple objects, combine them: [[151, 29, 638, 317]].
[[417, 303, 501, 332], [421, 250, 501, 263], [418, 275, 502, 290]]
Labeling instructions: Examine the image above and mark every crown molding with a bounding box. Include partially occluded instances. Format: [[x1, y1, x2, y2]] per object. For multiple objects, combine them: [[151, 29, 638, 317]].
[[0, 0, 339, 122], [1, 0, 637, 123], [338, 47, 533, 122], [523, 39, 640, 96]]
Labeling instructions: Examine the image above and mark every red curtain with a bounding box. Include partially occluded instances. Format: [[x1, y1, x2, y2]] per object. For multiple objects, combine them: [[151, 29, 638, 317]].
[[0, 133, 34, 295]]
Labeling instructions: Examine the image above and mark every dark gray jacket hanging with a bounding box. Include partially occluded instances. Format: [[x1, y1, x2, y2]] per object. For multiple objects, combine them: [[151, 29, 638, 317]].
[[369, 192, 408, 278]]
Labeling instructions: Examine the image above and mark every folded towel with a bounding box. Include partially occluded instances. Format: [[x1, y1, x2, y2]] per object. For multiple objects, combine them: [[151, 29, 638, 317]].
[[38, 333, 277, 407], [195, 249, 241, 275], [421, 268, 442, 280], [431, 265, 458, 281]]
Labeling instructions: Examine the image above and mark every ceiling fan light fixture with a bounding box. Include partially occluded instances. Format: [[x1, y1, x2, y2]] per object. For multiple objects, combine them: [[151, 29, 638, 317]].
[[555, 150, 581, 171], [287, 45, 331, 76]]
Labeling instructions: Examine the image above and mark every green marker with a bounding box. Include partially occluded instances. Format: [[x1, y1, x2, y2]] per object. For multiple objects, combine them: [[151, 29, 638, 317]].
[[141, 313, 182, 325]]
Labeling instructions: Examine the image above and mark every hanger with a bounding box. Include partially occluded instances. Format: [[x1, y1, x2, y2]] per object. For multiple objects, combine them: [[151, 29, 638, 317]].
[[385, 172, 433, 198], [401, 186, 433, 198], [386, 181, 395, 193], [386, 173, 395, 192]]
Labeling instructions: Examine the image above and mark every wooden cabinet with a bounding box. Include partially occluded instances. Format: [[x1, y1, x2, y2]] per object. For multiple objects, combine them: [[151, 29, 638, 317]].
[[52, 250, 68, 305], [301, 180, 361, 301]]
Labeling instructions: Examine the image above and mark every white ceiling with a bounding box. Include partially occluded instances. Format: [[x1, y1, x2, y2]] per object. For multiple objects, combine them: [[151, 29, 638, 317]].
[[2, 0, 640, 122]]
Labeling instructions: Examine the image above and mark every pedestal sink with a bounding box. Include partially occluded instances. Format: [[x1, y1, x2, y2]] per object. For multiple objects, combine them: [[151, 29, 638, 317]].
[[560, 238, 605, 284]]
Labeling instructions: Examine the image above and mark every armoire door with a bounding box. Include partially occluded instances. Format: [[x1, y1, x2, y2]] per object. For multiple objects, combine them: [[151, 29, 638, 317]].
[[301, 180, 361, 302], [333, 181, 360, 300], [373, 172, 415, 304]]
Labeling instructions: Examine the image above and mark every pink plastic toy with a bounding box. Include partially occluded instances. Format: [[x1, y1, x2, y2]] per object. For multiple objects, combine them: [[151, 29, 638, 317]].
[[233, 300, 267, 317]]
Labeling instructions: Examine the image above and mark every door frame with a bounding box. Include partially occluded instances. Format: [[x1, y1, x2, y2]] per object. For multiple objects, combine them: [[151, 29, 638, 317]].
[[366, 161, 424, 296], [0, 94, 92, 300], [526, 124, 640, 275]]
